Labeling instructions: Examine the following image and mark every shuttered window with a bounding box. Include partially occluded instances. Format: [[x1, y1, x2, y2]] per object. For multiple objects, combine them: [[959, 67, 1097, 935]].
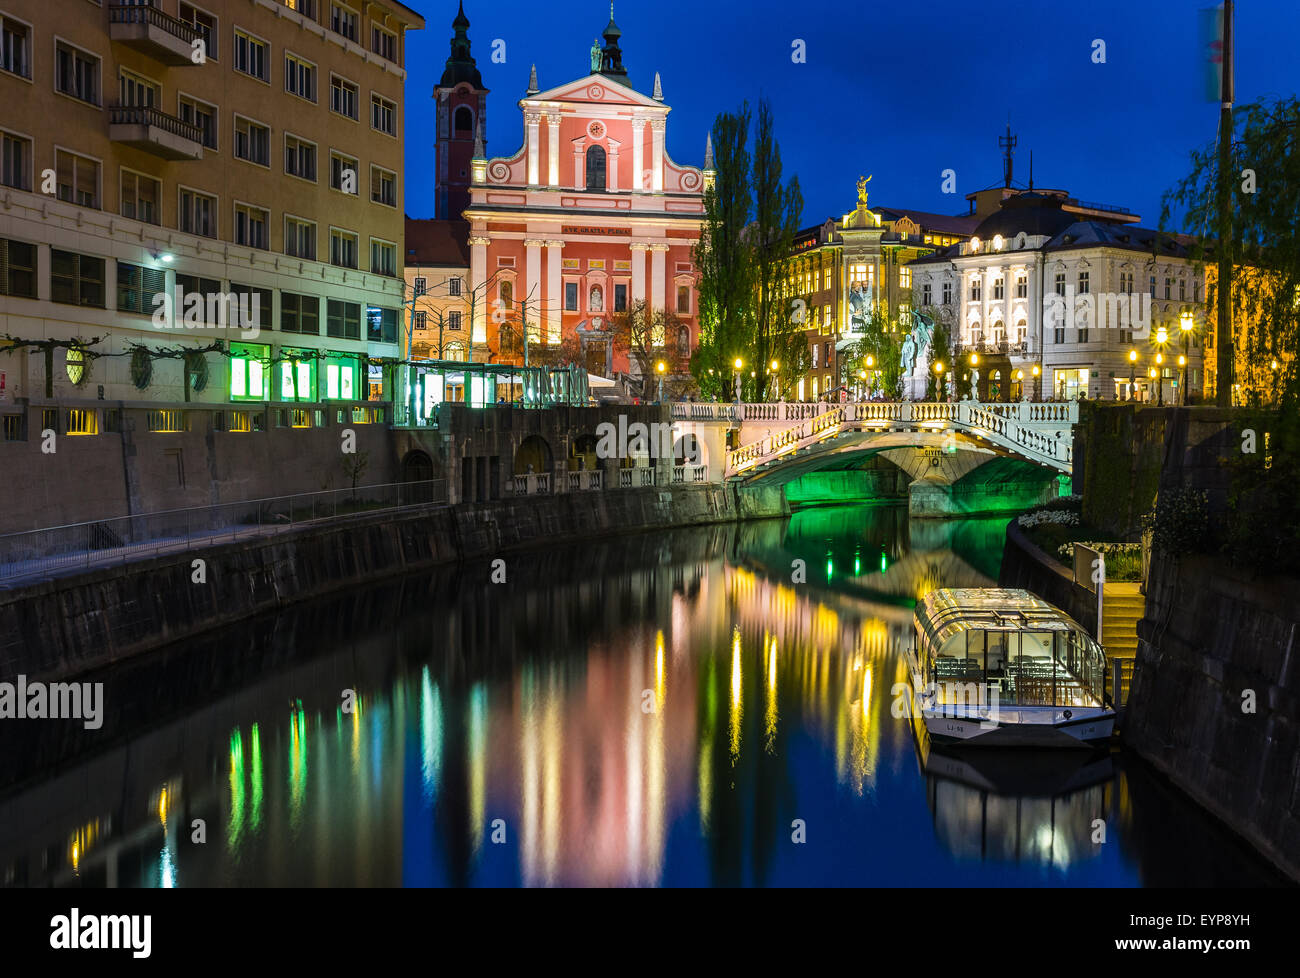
[[0, 237, 37, 298]]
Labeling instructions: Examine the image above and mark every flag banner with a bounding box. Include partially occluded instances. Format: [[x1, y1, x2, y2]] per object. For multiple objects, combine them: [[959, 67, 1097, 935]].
[[1201, 4, 1229, 103]]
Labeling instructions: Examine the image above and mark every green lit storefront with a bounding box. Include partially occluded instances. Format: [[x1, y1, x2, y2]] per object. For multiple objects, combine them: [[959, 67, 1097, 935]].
[[229, 343, 366, 404]]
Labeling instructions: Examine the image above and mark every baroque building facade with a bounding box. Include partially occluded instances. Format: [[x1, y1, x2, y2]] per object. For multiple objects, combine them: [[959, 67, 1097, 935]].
[[453, 11, 707, 379]]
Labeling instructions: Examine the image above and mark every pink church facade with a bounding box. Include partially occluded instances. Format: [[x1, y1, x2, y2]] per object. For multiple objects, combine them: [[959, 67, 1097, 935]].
[[461, 15, 707, 377]]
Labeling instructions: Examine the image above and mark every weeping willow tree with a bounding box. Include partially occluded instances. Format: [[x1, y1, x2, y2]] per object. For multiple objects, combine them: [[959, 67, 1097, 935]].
[[1161, 96, 1300, 409]]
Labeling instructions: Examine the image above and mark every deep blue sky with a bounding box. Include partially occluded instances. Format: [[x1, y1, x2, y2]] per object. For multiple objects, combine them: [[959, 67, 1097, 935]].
[[404, 0, 1300, 231]]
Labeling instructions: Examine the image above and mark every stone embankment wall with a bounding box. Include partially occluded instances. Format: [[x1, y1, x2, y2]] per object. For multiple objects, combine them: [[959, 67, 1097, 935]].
[[1125, 551, 1300, 881], [0, 483, 787, 680]]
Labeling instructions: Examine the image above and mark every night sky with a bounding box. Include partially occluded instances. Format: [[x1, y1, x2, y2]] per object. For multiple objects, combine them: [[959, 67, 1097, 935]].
[[403, 0, 1300, 231]]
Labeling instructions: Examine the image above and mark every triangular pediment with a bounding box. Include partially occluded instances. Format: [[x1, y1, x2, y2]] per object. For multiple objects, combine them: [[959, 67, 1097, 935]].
[[525, 73, 667, 110]]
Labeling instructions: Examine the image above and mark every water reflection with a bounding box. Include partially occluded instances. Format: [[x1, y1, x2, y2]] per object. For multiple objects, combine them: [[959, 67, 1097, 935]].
[[0, 507, 1283, 887]]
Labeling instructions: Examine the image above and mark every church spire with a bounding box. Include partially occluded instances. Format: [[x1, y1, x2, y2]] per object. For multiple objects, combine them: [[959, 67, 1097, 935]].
[[440, 1, 483, 89], [526, 63, 539, 95], [597, 5, 627, 79], [652, 71, 663, 101]]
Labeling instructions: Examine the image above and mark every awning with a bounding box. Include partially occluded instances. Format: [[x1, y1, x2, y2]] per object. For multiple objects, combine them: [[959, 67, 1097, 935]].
[[588, 373, 618, 389]]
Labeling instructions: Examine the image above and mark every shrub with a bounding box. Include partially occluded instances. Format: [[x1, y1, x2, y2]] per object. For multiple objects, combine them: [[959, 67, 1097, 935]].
[[1142, 488, 1209, 557]]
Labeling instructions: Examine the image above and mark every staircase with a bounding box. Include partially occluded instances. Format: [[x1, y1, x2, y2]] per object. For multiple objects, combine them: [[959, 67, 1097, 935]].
[[1101, 581, 1145, 706]]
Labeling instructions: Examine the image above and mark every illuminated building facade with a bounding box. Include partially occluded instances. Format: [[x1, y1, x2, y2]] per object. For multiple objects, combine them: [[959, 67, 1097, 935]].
[[458, 10, 707, 379]]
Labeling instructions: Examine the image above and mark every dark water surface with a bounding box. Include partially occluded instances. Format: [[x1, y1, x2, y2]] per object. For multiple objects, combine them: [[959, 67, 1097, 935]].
[[0, 505, 1283, 887]]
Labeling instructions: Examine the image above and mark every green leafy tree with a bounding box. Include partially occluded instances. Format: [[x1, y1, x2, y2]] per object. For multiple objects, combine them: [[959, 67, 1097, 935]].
[[1161, 96, 1300, 408], [924, 314, 951, 400], [692, 106, 753, 399]]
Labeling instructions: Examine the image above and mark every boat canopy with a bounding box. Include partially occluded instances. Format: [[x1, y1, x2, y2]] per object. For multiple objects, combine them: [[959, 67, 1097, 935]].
[[916, 588, 1079, 658]]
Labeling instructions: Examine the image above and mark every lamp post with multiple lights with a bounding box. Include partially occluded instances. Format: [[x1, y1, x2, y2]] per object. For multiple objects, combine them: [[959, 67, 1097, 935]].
[[1128, 348, 1138, 400]]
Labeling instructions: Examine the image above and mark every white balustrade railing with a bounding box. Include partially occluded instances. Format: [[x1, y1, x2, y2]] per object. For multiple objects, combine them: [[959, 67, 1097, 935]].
[[722, 400, 1076, 475]]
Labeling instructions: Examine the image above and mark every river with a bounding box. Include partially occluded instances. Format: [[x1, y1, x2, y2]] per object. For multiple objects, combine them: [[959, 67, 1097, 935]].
[[0, 504, 1282, 887]]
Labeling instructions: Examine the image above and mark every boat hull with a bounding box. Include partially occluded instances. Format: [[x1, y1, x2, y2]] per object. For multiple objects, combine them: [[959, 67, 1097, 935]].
[[922, 710, 1114, 749]]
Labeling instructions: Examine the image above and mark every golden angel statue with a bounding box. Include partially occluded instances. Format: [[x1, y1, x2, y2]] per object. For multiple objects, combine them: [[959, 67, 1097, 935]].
[[857, 174, 872, 206]]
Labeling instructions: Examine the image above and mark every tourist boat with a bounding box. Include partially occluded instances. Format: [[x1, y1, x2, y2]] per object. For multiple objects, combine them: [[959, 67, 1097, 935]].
[[907, 588, 1116, 749]]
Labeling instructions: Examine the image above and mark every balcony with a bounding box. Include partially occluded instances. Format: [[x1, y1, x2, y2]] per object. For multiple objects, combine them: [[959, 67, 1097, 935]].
[[108, 4, 204, 66], [108, 105, 203, 161]]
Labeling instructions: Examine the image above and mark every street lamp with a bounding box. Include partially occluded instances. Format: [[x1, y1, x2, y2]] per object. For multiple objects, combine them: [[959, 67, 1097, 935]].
[[1179, 311, 1194, 403], [769, 359, 780, 402], [1128, 348, 1138, 400], [656, 360, 666, 403], [1032, 363, 1041, 402], [1155, 352, 1165, 405], [733, 357, 744, 404]]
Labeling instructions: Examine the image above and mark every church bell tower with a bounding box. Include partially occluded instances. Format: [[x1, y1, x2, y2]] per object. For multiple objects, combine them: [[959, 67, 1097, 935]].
[[434, 2, 489, 220]]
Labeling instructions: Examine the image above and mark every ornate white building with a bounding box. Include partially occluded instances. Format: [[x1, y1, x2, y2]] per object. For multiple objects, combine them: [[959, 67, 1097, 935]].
[[910, 191, 1207, 402]]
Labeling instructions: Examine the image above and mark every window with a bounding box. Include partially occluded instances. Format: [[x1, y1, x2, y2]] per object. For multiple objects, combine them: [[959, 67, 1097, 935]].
[[1078, 271, 1090, 294], [413, 311, 427, 331], [1016, 274, 1027, 298], [120, 170, 160, 224], [1179, 277, 1186, 301], [586, 145, 606, 191], [1078, 327, 1089, 343], [285, 215, 316, 259], [55, 41, 98, 104], [921, 282, 931, 306], [1120, 271, 1134, 294], [371, 94, 396, 136], [330, 228, 357, 268], [372, 25, 397, 62], [0, 237, 36, 298], [1054, 326, 1065, 344], [234, 116, 270, 166], [448, 310, 462, 331], [326, 299, 361, 340], [970, 279, 981, 301], [367, 306, 398, 343], [899, 266, 911, 289], [1, 13, 31, 79], [330, 4, 358, 42], [614, 283, 627, 312], [285, 134, 316, 181], [1164, 277, 1172, 300], [330, 152, 358, 194], [235, 203, 269, 249], [565, 282, 578, 311], [278, 349, 315, 402], [179, 187, 216, 237], [370, 165, 396, 207], [2, 130, 31, 190], [330, 75, 358, 119], [448, 277, 461, 296], [51, 250, 105, 307], [370, 239, 396, 276], [116, 261, 167, 315], [1055, 273, 1066, 296], [324, 354, 358, 399], [230, 283, 272, 332], [281, 292, 319, 334], [1150, 275, 1157, 297], [55, 149, 99, 208], [119, 69, 158, 108], [233, 29, 269, 81], [284, 53, 316, 102], [454, 105, 473, 136], [174, 273, 221, 323], [413, 276, 427, 296], [179, 4, 218, 60], [178, 95, 217, 150], [676, 285, 690, 315], [230, 342, 270, 400], [941, 281, 952, 304], [993, 277, 1004, 300]]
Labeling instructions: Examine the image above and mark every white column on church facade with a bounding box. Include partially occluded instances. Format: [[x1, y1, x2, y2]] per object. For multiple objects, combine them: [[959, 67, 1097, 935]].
[[573, 140, 585, 191], [607, 140, 620, 193], [547, 112, 560, 188], [524, 239, 543, 343], [469, 236, 490, 344], [545, 240, 564, 344], [632, 119, 644, 191], [526, 111, 541, 186], [650, 245, 668, 341], [650, 119, 665, 192], [630, 243, 648, 306]]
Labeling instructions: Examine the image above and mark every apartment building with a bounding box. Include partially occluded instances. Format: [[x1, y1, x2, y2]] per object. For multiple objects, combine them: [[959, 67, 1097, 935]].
[[0, 0, 423, 412]]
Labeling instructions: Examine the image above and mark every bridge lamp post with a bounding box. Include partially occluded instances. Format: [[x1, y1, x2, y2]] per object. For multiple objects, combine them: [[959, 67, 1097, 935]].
[[656, 360, 666, 404], [1128, 349, 1138, 401], [1014, 369, 1024, 400], [1148, 365, 1159, 405], [933, 360, 945, 399], [969, 352, 979, 400], [1179, 310, 1194, 403], [733, 357, 744, 404], [769, 360, 780, 402]]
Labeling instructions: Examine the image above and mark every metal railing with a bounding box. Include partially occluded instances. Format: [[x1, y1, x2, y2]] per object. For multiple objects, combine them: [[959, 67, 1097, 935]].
[[109, 3, 204, 45], [0, 480, 446, 584], [108, 103, 204, 145]]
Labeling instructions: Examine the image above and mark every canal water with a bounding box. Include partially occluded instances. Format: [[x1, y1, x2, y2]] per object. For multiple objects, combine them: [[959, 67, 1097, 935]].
[[0, 505, 1282, 887]]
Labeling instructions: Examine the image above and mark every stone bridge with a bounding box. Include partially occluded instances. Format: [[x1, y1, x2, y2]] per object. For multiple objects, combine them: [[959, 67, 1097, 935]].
[[671, 401, 1077, 516]]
